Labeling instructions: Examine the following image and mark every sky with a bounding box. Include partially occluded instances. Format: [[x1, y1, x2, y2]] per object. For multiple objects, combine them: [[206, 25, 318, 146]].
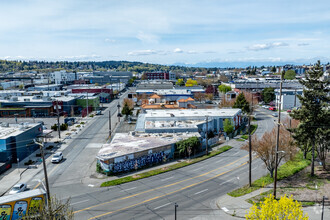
[[0, 0, 330, 66]]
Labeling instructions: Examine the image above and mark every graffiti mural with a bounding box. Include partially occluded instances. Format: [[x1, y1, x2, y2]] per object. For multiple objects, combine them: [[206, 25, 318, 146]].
[[100, 151, 170, 174]]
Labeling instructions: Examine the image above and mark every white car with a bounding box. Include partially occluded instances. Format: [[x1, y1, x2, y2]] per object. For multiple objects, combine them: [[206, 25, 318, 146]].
[[9, 183, 27, 194], [51, 152, 63, 163]]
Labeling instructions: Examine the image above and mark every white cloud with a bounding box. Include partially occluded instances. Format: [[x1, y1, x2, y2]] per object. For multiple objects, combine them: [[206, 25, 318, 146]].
[[173, 48, 183, 53], [59, 54, 101, 60], [136, 31, 159, 44], [105, 38, 116, 43], [297, 43, 309, 46], [248, 42, 288, 51], [128, 50, 158, 56]]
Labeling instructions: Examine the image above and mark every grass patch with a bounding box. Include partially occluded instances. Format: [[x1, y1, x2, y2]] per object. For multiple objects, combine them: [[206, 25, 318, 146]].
[[236, 138, 245, 142], [250, 124, 258, 135], [100, 145, 232, 187], [228, 151, 310, 197], [301, 201, 316, 206], [241, 135, 248, 140]]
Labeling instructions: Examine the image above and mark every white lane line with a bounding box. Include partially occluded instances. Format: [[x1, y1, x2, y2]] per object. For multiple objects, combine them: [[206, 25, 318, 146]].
[[215, 159, 223, 163], [154, 202, 171, 210], [222, 207, 229, 212], [194, 189, 208, 195], [124, 187, 137, 191], [233, 151, 240, 155], [192, 167, 203, 171], [161, 176, 174, 181], [219, 178, 235, 186], [88, 184, 94, 187], [71, 199, 89, 206]]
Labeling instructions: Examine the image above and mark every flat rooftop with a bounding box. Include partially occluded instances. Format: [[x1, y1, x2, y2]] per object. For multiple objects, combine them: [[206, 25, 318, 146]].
[[0, 123, 40, 139], [97, 132, 200, 160], [144, 108, 241, 118], [0, 95, 76, 102]]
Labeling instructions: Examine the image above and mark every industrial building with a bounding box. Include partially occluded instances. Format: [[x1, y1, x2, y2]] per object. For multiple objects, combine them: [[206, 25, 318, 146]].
[[0, 123, 43, 168], [135, 108, 242, 134], [96, 132, 200, 174]]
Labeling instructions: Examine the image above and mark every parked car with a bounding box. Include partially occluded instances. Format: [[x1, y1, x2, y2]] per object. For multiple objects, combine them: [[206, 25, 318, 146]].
[[269, 107, 276, 111], [9, 183, 27, 194], [272, 113, 278, 117], [205, 100, 213, 104], [287, 109, 292, 113], [96, 110, 102, 115], [51, 152, 63, 163]]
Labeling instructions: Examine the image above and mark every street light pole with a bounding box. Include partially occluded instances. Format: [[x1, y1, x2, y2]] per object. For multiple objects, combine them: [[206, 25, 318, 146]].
[[273, 71, 284, 198]]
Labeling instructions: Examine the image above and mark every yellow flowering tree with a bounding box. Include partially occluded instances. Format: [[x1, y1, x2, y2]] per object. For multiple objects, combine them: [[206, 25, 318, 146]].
[[246, 194, 308, 220], [185, 78, 198, 87]]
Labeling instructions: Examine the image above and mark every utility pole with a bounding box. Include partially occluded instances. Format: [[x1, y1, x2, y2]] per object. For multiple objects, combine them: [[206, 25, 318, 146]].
[[109, 111, 112, 137], [56, 100, 61, 139], [294, 88, 297, 107], [205, 116, 208, 155], [86, 90, 89, 116], [248, 92, 253, 187], [174, 203, 178, 220], [35, 140, 51, 206], [273, 71, 284, 198]]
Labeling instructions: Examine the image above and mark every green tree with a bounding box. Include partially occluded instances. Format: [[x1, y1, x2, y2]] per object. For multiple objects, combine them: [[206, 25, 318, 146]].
[[218, 84, 231, 94], [233, 93, 250, 114], [121, 102, 133, 119], [271, 66, 276, 73], [223, 119, 234, 135], [261, 87, 275, 104], [284, 69, 296, 80], [176, 78, 185, 86], [290, 61, 330, 176], [19, 84, 24, 90], [176, 136, 200, 158], [246, 194, 308, 220]]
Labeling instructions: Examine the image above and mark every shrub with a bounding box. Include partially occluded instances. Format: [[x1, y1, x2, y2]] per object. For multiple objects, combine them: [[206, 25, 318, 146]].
[[60, 123, 68, 131], [51, 124, 58, 131], [80, 122, 85, 125], [24, 160, 33, 165], [46, 145, 54, 150]]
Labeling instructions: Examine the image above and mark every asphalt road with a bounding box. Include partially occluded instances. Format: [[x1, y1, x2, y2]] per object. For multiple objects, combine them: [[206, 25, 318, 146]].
[[70, 108, 276, 220], [24, 101, 277, 220], [23, 89, 132, 198]]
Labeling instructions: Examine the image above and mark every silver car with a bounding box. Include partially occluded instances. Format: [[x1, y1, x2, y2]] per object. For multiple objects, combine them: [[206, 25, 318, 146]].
[[9, 183, 27, 194]]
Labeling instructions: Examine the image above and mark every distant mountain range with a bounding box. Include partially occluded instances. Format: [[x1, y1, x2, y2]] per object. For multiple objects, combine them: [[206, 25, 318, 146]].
[[173, 57, 330, 68]]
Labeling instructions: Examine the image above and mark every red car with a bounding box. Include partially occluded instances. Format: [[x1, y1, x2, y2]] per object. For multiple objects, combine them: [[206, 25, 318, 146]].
[[269, 107, 276, 111], [287, 109, 292, 113]]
